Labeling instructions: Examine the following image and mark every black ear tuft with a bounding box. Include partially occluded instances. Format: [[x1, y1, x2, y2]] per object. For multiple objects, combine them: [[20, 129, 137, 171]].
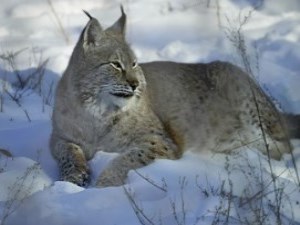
[[120, 5, 125, 17], [83, 10, 93, 20], [106, 5, 127, 36]]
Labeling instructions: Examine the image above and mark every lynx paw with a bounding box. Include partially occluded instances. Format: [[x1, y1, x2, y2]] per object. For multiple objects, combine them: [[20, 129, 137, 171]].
[[60, 143, 90, 187], [61, 166, 90, 187], [95, 168, 124, 187]]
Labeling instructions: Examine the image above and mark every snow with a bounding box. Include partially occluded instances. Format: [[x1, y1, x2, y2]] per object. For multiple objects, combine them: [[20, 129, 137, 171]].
[[0, 0, 300, 224]]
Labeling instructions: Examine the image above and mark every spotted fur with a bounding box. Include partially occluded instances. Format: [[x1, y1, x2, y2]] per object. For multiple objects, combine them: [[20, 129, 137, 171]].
[[50, 9, 292, 187]]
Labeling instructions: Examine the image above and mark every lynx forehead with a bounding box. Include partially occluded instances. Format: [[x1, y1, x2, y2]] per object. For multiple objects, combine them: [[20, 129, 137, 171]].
[[50, 8, 292, 187]]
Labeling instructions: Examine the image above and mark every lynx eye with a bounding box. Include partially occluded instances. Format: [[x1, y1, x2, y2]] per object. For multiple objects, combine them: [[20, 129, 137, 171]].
[[110, 61, 123, 71], [132, 60, 138, 69]]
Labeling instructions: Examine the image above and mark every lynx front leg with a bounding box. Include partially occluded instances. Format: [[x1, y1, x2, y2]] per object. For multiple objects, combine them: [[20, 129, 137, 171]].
[[50, 137, 90, 187], [96, 150, 155, 187], [96, 146, 177, 187]]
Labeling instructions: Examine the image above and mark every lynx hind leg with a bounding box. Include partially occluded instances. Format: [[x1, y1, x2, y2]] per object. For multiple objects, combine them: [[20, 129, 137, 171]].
[[264, 137, 291, 160], [255, 91, 292, 159], [238, 83, 291, 159], [96, 142, 177, 187], [261, 115, 292, 160], [50, 137, 90, 186]]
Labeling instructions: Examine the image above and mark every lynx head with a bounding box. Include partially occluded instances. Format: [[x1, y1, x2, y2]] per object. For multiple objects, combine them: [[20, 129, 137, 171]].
[[67, 7, 146, 116]]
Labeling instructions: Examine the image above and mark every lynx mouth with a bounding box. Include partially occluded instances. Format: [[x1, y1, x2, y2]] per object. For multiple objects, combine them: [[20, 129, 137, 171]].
[[110, 90, 134, 98]]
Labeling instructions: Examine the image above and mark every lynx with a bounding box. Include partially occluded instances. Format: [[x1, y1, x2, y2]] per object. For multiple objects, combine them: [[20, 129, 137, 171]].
[[50, 9, 291, 187]]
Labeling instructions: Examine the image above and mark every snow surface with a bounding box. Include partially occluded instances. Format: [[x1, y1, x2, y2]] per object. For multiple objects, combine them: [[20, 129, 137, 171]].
[[0, 0, 300, 224]]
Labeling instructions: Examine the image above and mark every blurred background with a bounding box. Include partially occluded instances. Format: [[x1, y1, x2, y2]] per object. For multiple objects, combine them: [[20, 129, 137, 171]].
[[0, 0, 299, 111]]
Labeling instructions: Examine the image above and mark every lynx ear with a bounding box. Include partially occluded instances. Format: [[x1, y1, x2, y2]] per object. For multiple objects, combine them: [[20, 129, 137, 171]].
[[82, 10, 103, 48], [107, 6, 126, 36]]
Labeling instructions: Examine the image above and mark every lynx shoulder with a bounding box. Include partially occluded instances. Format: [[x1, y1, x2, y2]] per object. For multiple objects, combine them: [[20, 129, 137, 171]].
[[50, 9, 292, 187]]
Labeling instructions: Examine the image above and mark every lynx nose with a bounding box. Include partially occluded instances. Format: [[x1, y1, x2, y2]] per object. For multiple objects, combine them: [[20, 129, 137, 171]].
[[127, 79, 139, 91]]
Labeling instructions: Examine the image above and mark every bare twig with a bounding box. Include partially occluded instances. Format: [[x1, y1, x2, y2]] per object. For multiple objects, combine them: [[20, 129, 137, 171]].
[[169, 177, 188, 225], [4, 89, 31, 122], [44, 80, 55, 106], [216, 0, 221, 28], [123, 186, 156, 225], [134, 170, 167, 192], [206, 0, 211, 8], [0, 48, 51, 119], [46, 0, 70, 44], [0, 93, 3, 112], [1, 163, 40, 225], [223, 7, 299, 223]]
